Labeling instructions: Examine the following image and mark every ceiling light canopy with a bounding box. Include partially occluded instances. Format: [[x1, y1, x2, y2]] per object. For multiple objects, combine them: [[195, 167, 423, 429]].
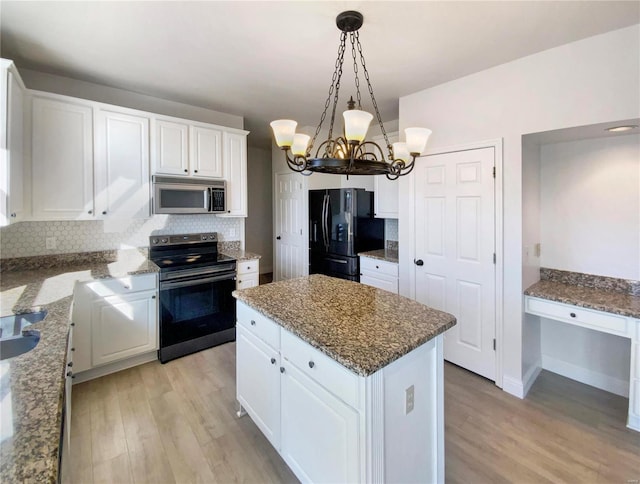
[[271, 11, 432, 180]]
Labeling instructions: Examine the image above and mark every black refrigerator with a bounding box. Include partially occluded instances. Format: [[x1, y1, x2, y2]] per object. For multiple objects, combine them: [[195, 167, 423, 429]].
[[309, 188, 385, 281]]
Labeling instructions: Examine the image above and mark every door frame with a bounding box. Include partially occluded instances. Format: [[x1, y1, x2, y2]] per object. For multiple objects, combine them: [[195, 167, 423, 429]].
[[399, 138, 504, 389]]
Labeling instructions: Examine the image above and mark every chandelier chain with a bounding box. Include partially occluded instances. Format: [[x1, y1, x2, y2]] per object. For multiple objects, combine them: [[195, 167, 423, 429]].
[[356, 32, 392, 157], [350, 33, 362, 109], [311, 31, 347, 152]]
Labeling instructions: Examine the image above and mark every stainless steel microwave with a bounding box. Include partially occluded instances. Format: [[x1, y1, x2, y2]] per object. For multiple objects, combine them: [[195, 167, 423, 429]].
[[153, 176, 227, 214]]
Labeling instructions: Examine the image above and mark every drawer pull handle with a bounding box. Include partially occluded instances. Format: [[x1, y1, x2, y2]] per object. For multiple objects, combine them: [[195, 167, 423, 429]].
[[123, 285, 130, 289], [570, 312, 576, 318], [308, 361, 315, 369], [376, 265, 379, 269], [280, 367, 285, 374], [250, 320, 256, 326], [67, 362, 73, 367], [270, 358, 276, 365]]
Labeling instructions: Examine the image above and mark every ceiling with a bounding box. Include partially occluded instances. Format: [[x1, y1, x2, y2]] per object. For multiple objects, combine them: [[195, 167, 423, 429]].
[[2, 1, 639, 148]]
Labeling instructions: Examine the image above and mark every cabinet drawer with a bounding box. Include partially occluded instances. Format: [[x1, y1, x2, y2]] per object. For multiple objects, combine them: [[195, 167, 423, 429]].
[[526, 297, 629, 336], [85, 273, 157, 297], [360, 274, 398, 294], [237, 259, 259, 275], [360, 256, 398, 277], [281, 329, 359, 409], [236, 302, 279, 349]]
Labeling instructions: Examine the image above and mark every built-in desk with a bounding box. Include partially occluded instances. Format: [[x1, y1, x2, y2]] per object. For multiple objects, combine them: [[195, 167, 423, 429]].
[[524, 278, 640, 432]]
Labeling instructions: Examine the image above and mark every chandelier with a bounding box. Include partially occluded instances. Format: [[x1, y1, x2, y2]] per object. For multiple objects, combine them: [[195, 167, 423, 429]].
[[271, 11, 432, 180]]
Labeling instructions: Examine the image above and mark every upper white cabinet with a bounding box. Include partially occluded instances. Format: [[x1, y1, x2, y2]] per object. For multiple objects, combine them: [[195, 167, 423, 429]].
[[372, 132, 399, 219], [152, 119, 224, 178], [0, 60, 26, 226], [95, 108, 151, 219], [154, 119, 189, 175], [31, 96, 94, 220], [220, 131, 248, 217]]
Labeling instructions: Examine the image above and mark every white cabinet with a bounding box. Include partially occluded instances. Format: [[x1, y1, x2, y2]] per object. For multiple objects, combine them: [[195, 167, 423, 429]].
[[237, 258, 259, 289], [280, 360, 360, 484], [236, 325, 281, 448], [60, 324, 74, 483], [372, 132, 399, 219], [153, 119, 189, 175], [31, 96, 94, 220], [95, 109, 150, 219], [360, 256, 399, 294], [73, 273, 158, 374], [1, 60, 26, 225], [220, 131, 248, 217], [153, 119, 224, 178]]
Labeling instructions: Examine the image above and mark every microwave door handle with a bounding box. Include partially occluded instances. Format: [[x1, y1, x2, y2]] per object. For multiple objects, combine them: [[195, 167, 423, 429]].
[[205, 187, 212, 212]]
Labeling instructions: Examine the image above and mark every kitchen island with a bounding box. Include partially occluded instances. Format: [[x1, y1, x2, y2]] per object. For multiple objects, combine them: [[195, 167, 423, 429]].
[[233, 274, 456, 483]]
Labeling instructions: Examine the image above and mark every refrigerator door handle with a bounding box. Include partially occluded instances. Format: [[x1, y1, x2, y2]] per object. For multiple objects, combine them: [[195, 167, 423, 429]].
[[323, 194, 330, 251], [325, 257, 348, 264]]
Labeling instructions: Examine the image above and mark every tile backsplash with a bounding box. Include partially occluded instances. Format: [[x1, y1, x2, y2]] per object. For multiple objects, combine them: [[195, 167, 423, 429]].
[[385, 218, 398, 242], [0, 215, 242, 259]]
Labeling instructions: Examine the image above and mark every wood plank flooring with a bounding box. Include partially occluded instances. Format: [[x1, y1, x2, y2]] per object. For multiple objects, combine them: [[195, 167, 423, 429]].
[[70, 344, 640, 483]]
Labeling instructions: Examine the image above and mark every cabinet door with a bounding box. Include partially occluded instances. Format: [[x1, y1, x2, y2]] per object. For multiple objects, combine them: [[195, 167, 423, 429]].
[[153, 119, 189, 175], [95, 109, 150, 219], [372, 132, 399, 219], [236, 326, 281, 448], [280, 361, 360, 483], [220, 131, 247, 217], [91, 290, 157, 366], [360, 273, 398, 294], [236, 276, 259, 290], [32, 97, 94, 220], [6, 70, 24, 223], [191, 125, 223, 178]]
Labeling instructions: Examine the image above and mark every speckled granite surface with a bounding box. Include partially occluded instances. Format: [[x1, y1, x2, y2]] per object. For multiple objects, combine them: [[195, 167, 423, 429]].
[[525, 280, 640, 319], [233, 274, 456, 376], [220, 249, 262, 261], [218, 240, 241, 252], [540, 267, 640, 296], [386, 240, 398, 251], [0, 249, 158, 483], [358, 249, 399, 264]]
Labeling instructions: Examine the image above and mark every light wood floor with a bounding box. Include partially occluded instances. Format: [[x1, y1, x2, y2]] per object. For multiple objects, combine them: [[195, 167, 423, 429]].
[[70, 344, 640, 483]]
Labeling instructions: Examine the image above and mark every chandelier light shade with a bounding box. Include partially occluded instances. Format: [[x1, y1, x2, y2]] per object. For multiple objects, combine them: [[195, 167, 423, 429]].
[[271, 10, 432, 179]]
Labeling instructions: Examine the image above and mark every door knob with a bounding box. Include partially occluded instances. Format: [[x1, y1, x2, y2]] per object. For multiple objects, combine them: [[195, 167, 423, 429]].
[[414, 259, 424, 266], [276, 236, 281, 240]]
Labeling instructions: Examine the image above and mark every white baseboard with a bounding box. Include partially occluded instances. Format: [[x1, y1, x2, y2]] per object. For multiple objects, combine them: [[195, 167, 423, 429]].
[[541, 354, 629, 397], [628, 413, 640, 432], [502, 375, 525, 399], [523, 363, 542, 397], [73, 351, 158, 384]]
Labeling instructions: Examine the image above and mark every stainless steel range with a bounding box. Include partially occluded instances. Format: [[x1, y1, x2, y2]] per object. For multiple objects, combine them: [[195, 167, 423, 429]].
[[149, 232, 236, 363]]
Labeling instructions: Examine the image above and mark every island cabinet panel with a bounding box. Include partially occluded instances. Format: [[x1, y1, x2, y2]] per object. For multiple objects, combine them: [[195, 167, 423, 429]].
[[280, 360, 360, 484], [236, 326, 281, 448]]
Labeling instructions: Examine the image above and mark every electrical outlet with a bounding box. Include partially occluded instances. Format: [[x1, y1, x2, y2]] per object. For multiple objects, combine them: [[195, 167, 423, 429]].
[[230, 227, 238, 238], [45, 237, 57, 250], [405, 385, 415, 415]]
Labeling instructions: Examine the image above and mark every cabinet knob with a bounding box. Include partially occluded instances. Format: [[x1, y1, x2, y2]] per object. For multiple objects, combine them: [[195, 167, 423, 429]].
[[570, 312, 576, 318], [151, 295, 156, 299], [88, 210, 93, 214], [376, 265, 379, 269], [184, 169, 188, 173], [228, 210, 231, 213], [308, 361, 315, 369], [102, 211, 107, 215], [194, 170, 198, 173], [71, 347, 75, 352], [67, 361, 73, 367], [123, 285, 130, 289], [280, 367, 285, 373], [238, 280, 242, 283], [250, 320, 256, 326], [66, 371, 73, 377], [10, 213, 16, 218], [276, 236, 281, 240], [70, 322, 75, 327], [270, 358, 276, 365]]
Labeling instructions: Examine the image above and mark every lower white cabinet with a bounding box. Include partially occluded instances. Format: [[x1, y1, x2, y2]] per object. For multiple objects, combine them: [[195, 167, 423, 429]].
[[360, 256, 399, 294], [280, 360, 360, 483], [60, 324, 74, 483], [73, 273, 158, 375], [236, 300, 444, 483], [237, 258, 260, 289]]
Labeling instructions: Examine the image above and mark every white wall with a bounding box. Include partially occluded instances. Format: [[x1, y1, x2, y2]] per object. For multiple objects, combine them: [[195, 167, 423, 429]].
[[246, 146, 273, 273], [399, 25, 640, 395], [540, 134, 640, 279]]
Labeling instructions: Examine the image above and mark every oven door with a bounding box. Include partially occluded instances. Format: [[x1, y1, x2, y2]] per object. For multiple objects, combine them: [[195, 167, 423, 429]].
[[158, 270, 236, 359]]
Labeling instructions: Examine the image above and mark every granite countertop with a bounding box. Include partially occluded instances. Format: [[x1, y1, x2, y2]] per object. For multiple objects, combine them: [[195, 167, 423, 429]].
[[220, 249, 262, 262], [0, 249, 158, 483], [358, 249, 399, 264], [524, 280, 640, 319], [233, 274, 456, 376]]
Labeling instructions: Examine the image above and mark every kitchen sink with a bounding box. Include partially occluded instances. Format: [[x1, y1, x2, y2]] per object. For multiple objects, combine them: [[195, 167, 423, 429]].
[[0, 332, 41, 360], [0, 310, 47, 339]]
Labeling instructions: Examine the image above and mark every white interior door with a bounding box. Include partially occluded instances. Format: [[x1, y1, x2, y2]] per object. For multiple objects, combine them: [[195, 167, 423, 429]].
[[414, 147, 496, 381], [275, 172, 305, 281]]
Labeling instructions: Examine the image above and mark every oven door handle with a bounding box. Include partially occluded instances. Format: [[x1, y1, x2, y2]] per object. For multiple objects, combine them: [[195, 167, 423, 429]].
[[160, 273, 236, 290]]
